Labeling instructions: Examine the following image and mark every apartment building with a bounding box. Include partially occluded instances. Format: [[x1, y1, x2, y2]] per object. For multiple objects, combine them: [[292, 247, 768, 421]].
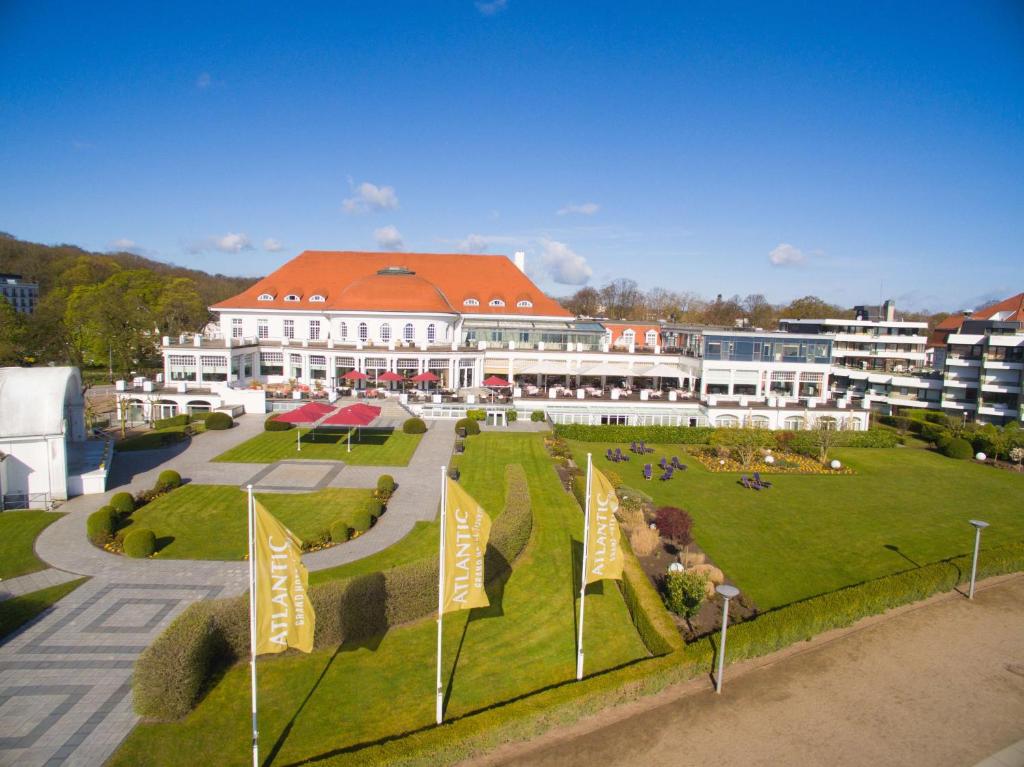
[[0, 273, 39, 314]]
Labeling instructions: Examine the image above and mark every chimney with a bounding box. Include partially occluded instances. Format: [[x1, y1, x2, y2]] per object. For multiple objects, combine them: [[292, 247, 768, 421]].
[[883, 299, 895, 322], [513, 251, 526, 273]]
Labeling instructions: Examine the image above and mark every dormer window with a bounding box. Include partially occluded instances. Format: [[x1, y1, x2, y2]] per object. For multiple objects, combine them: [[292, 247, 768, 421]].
[[309, 294, 326, 303], [257, 293, 275, 301], [516, 300, 533, 308], [489, 299, 506, 308], [463, 298, 480, 307], [284, 294, 301, 302]]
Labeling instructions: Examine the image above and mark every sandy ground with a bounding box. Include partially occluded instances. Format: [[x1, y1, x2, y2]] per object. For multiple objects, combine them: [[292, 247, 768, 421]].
[[491, 575, 1024, 767]]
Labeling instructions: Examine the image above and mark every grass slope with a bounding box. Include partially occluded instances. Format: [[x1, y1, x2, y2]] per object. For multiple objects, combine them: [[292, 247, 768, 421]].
[[0, 511, 64, 579], [570, 441, 1024, 609], [112, 433, 648, 766], [213, 428, 421, 466], [0, 578, 87, 641], [128, 485, 376, 560]]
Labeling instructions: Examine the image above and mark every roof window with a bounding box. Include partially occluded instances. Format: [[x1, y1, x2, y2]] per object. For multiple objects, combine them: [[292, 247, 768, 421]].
[[463, 298, 480, 307], [489, 298, 506, 307], [516, 299, 533, 308], [257, 293, 275, 301], [309, 294, 326, 302], [284, 294, 301, 302]]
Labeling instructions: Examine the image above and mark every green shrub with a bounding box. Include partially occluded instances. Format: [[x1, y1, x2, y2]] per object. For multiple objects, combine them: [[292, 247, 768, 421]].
[[349, 508, 373, 534], [330, 519, 352, 543], [367, 499, 384, 521], [920, 422, 949, 444], [455, 417, 481, 435], [402, 417, 427, 434], [466, 409, 486, 421], [154, 413, 190, 430], [204, 412, 233, 430], [188, 411, 215, 422], [663, 570, 708, 618], [109, 492, 136, 516], [530, 410, 546, 422], [553, 424, 897, 449], [123, 528, 157, 558], [941, 437, 973, 460], [264, 415, 294, 431], [506, 409, 518, 423], [87, 507, 118, 544], [154, 470, 182, 493], [376, 474, 397, 496], [555, 424, 714, 444]]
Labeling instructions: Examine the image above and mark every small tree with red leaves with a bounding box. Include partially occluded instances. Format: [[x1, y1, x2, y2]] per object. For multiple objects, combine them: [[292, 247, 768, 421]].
[[654, 506, 693, 552]]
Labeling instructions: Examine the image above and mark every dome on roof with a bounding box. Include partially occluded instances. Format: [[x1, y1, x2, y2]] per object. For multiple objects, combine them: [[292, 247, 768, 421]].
[[0, 367, 83, 438], [337, 272, 455, 314]]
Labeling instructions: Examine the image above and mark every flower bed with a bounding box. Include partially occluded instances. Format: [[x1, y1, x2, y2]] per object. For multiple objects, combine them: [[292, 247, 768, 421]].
[[689, 448, 854, 475]]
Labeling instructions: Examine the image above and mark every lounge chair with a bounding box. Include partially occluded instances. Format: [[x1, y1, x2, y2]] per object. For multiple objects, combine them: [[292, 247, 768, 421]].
[[643, 463, 652, 481], [659, 457, 667, 470], [753, 471, 772, 488], [606, 448, 614, 461], [630, 441, 638, 453], [659, 470, 671, 481]]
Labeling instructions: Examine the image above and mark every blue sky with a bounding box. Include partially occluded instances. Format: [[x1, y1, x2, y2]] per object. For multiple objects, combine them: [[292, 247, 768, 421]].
[[1, 1, 1021, 311]]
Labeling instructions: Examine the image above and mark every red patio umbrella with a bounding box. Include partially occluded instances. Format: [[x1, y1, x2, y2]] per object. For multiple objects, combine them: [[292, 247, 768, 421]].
[[322, 403, 382, 452], [410, 371, 438, 382], [271, 401, 335, 451], [378, 371, 403, 382], [343, 370, 369, 381], [482, 375, 512, 387]]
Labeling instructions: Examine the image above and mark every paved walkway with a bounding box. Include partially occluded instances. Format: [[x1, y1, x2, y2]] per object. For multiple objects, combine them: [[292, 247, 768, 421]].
[[489, 575, 1024, 767], [0, 570, 83, 602], [2, 412, 453, 765]]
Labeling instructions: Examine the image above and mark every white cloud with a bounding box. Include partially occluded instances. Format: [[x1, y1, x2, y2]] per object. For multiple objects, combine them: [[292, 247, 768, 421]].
[[556, 202, 600, 216], [768, 242, 806, 266], [458, 234, 492, 252], [263, 238, 285, 252], [374, 225, 404, 251], [212, 232, 252, 252], [476, 0, 507, 15], [538, 238, 592, 285], [110, 238, 145, 255], [343, 181, 399, 214], [196, 72, 212, 89]]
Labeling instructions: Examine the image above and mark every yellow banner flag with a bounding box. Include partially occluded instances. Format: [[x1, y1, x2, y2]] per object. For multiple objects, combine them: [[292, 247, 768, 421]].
[[585, 467, 623, 584], [253, 499, 316, 654], [442, 478, 492, 614]]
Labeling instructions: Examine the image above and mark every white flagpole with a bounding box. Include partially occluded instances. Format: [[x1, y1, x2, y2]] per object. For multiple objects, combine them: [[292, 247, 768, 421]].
[[247, 484, 260, 767], [297, 426, 301, 452], [576, 453, 593, 681], [435, 465, 448, 725]]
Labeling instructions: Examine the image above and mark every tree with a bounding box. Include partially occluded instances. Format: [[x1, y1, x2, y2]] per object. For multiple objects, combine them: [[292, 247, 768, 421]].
[[742, 294, 777, 329], [156, 277, 208, 335], [563, 286, 601, 317], [654, 506, 694, 550], [1010, 446, 1024, 471], [701, 294, 744, 326], [811, 417, 843, 463], [781, 295, 849, 320], [599, 278, 643, 319], [712, 425, 773, 468], [0, 298, 26, 365]]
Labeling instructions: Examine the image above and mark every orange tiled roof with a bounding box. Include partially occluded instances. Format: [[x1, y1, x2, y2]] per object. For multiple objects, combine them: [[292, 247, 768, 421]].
[[926, 292, 1024, 347], [213, 251, 571, 317], [604, 323, 661, 344]]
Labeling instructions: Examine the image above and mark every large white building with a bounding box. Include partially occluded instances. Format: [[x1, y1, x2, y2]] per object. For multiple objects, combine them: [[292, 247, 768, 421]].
[[153, 250, 868, 431]]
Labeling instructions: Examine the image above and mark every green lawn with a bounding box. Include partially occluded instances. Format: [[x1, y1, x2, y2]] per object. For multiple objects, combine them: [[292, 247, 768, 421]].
[[127, 485, 377, 560], [0, 578, 87, 640], [0, 511, 64, 579], [112, 433, 649, 766], [569, 441, 1024, 609], [213, 427, 421, 466]]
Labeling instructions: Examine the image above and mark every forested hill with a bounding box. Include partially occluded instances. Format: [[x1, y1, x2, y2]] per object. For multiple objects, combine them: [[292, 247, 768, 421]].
[[0, 232, 258, 307]]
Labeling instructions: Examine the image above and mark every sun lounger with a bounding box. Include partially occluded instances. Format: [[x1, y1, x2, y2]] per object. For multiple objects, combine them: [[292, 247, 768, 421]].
[[659, 457, 667, 470], [753, 471, 772, 488], [643, 463, 652, 480]]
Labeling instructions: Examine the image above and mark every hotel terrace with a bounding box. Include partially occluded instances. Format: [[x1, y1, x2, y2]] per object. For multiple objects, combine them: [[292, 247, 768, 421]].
[[126, 251, 1021, 429]]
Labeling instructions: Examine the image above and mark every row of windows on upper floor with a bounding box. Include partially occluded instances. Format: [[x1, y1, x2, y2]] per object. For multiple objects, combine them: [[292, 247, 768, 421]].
[[233, 318, 450, 344], [255, 292, 533, 309]]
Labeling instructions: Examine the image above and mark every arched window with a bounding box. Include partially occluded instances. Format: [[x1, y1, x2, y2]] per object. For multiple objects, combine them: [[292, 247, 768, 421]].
[[257, 293, 274, 301], [489, 298, 505, 307], [284, 294, 300, 302], [783, 416, 805, 431], [403, 323, 415, 342], [645, 330, 658, 346], [715, 414, 740, 428], [339, 322, 348, 340], [748, 415, 770, 429], [427, 323, 436, 343], [380, 323, 392, 342], [622, 329, 635, 343], [463, 298, 479, 307], [358, 322, 368, 341], [309, 294, 326, 303], [817, 416, 838, 431], [516, 299, 533, 308]]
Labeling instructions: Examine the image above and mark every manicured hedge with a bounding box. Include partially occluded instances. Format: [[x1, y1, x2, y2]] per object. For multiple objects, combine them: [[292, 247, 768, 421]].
[[530, 411, 546, 422], [154, 470, 182, 493], [330, 519, 352, 543], [154, 413, 190, 430], [134, 463, 536, 721], [264, 415, 294, 431], [941, 437, 973, 460], [455, 417, 481, 435], [554, 424, 899, 449], [110, 492, 136, 516], [376, 474, 397, 495], [123, 528, 157, 558], [402, 417, 427, 434], [367, 499, 384, 522], [204, 412, 233, 430], [87, 507, 117, 544], [116, 428, 189, 451], [349, 509, 374, 534]]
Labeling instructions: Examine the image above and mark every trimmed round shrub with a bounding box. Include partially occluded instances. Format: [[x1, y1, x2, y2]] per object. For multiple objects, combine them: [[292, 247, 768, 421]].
[[941, 437, 973, 460], [205, 412, 233, 430], [377, 474, 397, 495], [87, 506, 117, 544], [109, 492, 136, 516], [402, 417, 427, 434], [507, 409, 518, 422], [123, 528, 157, 558], [466, 409, 486, 421], [330, 519, 352, 543], [530, 410, 546, 422], [455, 417, 480, 436], [155, 470, 182, 493], [349, 509, 373, 534], [264, 415, 294, 431], [367, 499, 384, 521]]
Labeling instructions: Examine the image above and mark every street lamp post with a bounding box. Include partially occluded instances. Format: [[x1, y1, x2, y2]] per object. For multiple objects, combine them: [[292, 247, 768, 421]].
[[968, 520, 989, 600], [715, 584, 740, 694]]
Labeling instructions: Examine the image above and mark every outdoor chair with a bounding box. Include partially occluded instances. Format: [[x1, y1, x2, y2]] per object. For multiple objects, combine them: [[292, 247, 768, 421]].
[[630, 441, 638, 453], [659, 457, 667, 470], [659, 470, 671, 481], [753, 471, 772, 488], [643, 463, 652, 480], [606, 448, 614, 461]]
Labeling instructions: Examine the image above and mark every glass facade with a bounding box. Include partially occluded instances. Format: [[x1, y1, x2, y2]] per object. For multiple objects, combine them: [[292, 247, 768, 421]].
[[702, 333, 831, 364], [462, 320, 605, 350]]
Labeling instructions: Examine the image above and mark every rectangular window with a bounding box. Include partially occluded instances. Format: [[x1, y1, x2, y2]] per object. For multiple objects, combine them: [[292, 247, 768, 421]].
[[706, 341, 721, 357], [284, 320, 295, 339], [232, 318, 243, 338], [309, 320, 320, 340], [257, 320, 269, 340]]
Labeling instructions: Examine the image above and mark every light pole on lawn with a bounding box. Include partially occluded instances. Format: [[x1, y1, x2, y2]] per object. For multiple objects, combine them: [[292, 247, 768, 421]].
[[968, 520, 989, 600], [715, 584, 740, 694]]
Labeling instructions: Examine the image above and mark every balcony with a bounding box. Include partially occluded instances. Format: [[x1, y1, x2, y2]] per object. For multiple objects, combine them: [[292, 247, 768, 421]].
[[978, 403, 1020, 418], [941, 399, 977, 411], [984, 359, 1024, 371], [945, 356, 982, 367]]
